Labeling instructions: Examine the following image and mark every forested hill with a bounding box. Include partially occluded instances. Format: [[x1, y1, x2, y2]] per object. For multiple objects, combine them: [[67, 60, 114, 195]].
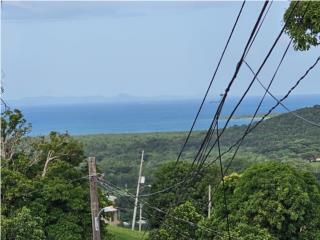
[[79, 105, 320, 188], [220, 105, 320, 160]]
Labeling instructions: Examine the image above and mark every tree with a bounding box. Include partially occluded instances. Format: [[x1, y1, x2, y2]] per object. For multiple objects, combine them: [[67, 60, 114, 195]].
[[284, 1, 320, 50], [1, 109, 31, 162], [147, 161, 220, 228], [30, 131, 85, 178], [149, 201, 203, 240], [203, 162, 320, 240], [2, 207, 45, 240], [197, 221, 276, 240], [1, 168, 34, 217], [34, 160, 92, 240]]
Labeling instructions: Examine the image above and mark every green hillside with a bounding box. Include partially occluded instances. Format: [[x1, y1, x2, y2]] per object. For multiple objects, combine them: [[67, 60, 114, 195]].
[[221, 105, 320, 160], [78, 105, 320, 198]]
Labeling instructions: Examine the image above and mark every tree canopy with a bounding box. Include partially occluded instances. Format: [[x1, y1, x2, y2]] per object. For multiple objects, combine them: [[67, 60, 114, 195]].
[[284, 1, 320, 51], [149, 201, 203, 240], [147, 161, 320, 240], [147, 161, 220, 228], [1, 109, 110, 239], [202, 162, 320, 240]]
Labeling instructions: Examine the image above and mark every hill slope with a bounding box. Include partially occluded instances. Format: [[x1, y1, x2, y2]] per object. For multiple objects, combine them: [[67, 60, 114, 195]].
[[220, 105, 320, 160], [78, 105, 320, 188]]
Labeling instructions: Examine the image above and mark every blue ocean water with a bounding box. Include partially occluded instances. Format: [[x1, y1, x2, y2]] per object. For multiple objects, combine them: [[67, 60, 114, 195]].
[[16, 95, 320, 136]]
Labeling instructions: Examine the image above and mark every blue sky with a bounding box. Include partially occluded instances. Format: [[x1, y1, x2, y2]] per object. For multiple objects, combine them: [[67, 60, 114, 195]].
[[2, 1, 320, 101]]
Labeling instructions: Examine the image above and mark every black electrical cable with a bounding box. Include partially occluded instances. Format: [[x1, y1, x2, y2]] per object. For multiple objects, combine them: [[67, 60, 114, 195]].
[[216, 119, 231, 240], [190, 0, 271, 171], [197, 0, 274, 170], [175, 0, 246, 164], [198, 1, 313, 173], [244, 0, 273, 58], [194, 0, 275, 170], [220, 38, 292, 177], [98, 179, 234, 239], [202, 55, 320, 172], [199, 0, 312, 173], [144, 1, 271, 201], [244, 60, 320, 128], [193, 1, 300, 175]]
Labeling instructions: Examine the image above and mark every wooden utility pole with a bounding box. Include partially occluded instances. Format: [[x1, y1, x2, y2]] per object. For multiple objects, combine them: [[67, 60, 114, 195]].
[[88, 157, 101, 240], [208, 185, 212, 219], [132, 150, 144, 230]]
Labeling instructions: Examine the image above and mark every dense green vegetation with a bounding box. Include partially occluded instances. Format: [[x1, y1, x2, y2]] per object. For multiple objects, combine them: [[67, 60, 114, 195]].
[[1, 109, 111, 240], [149, 201, 203, 240], [149, 162, 320, 240], [226, 105, 320, 161], [147, 162, 220, 228]]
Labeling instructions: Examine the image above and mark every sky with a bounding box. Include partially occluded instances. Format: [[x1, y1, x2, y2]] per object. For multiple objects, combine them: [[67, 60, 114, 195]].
[[2, 1, 320, 101]]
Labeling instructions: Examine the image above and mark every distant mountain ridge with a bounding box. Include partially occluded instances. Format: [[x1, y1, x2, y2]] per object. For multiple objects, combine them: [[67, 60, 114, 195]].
[[7, 94, 201, 107], [8, 94, 320, 107]]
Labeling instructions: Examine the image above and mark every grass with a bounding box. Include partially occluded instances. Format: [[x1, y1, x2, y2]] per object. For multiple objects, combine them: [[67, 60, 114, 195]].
[[108, 225, 148, 240]]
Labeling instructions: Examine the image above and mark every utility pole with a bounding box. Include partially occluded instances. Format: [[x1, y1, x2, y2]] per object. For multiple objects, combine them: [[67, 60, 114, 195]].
[[208, 185, 212, 219], [139, 203, 143, 232], [88, 157, 101, 240], [132, 150, 144, 230]]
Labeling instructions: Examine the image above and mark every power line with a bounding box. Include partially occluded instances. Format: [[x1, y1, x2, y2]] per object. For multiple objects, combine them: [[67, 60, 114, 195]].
[[137, 0, 254, 204], [214, 36, 293, 175], [243, 60, 320, 128], [135, 0, 276, 203], [98, 179, 237, 239], [139, 180, 185, 197], [218, 2, 316, 174], [189, 0, 271, 171], [114, 1, 308, 210], [140, 1, 268, 199], [129, 0, 308, 205], [174, 2, 301, 212], [216, 120, 231, 240], [175, 0, 246, 164], [244, 0, 274, 58], [193, 0, 300, 176], [215, 38, 293, 182], [199, 1, 313, 172], [166, 3, 272, 205], [188, 52, 318, 238], [100, 182, 191, 240], [98, 175, 217, 239], [206, 52, 320, 214], [202, 55, 320, 173], [201, 0, 274, 165], [193, 0, 274, 172]]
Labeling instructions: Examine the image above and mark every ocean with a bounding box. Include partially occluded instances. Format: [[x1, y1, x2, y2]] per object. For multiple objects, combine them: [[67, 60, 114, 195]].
[[14, 95, 320, 136]]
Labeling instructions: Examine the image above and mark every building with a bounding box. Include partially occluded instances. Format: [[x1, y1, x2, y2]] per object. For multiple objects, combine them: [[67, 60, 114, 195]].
[[101, 205, 120, 226]]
